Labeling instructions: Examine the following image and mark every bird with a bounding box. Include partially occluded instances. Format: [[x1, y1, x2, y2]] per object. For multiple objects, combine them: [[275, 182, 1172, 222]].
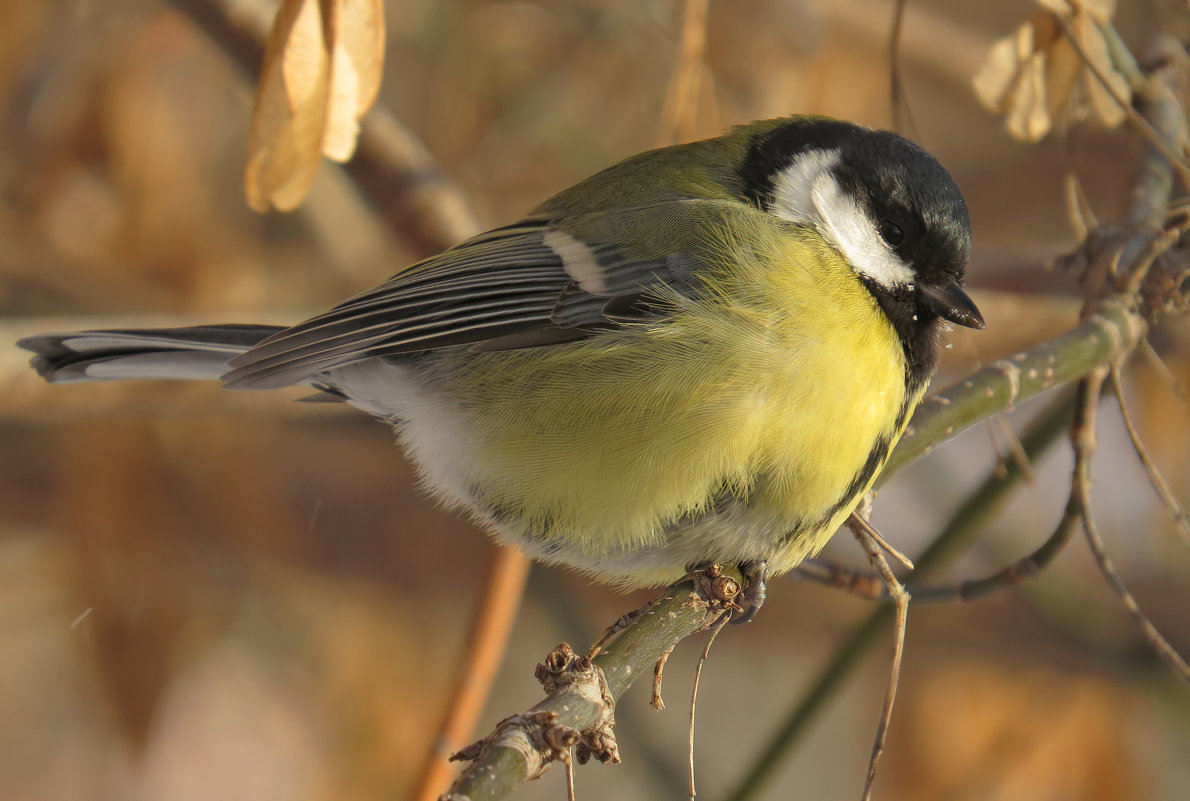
[[19, 115, 982, 620]]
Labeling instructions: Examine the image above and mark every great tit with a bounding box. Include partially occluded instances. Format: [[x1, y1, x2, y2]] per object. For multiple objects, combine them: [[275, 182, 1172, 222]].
[[20, 115, 982, 616]]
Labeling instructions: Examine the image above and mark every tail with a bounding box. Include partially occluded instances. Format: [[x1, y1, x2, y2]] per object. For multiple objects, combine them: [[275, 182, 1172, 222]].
[[18, 324, 284, 384]]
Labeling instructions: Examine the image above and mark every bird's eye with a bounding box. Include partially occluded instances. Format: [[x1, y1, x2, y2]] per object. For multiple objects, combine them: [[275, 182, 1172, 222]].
[[878, 220, 904, 246]]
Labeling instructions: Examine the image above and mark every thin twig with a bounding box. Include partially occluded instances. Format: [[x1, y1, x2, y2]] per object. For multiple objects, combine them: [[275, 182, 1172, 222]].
[[653, 642, 676, 711], [1120, 217, 1188, 298], [849, 511, 915, 570], [1108, 367, 1190, 549], [1063, 169, 1097, 243], [992, 416, 1036, 485], [1140, 337, 1187, 400], [1071, 370, 1190, 681], [848, 516, 910, 801], [688, 612, 731, 801], [793, 559, 887, 599], [564, 749, 576, 801], [905, 496, 1080, 604], [796, 478, 1082, 607]]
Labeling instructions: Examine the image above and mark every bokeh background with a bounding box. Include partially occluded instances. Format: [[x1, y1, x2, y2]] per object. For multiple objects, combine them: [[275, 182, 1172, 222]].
[[2, 1, 1189, 800]]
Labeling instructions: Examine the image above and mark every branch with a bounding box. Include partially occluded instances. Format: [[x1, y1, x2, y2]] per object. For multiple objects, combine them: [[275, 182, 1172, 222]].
[[1071, 370, 1190, 681], [884, 296, 1145, 480], [441, 574, 732, 799]]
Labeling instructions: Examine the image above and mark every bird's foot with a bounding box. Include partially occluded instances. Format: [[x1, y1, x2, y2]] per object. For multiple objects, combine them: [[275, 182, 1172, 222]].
[[729, 560, 767, 625]]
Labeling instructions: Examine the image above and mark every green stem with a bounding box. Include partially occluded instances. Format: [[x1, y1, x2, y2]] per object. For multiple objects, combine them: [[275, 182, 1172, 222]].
[[883, 298, 1143, 480]]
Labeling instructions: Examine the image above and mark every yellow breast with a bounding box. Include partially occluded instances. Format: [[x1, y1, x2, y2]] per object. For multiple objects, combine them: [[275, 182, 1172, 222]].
[[418, 220, 912, 579]]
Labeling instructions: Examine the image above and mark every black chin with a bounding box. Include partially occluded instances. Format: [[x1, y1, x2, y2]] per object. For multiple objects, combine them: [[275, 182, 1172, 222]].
[[859, 279, 943, 394]]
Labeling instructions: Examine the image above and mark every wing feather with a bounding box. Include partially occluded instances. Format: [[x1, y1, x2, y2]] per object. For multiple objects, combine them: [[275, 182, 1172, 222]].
[[223, 202, 743, 389]]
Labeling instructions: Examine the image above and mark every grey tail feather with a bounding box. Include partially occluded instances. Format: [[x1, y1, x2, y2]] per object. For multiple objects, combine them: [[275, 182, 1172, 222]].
[[17, 324, 285, 384]]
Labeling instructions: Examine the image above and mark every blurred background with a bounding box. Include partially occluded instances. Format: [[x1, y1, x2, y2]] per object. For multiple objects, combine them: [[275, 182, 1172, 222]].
[[2, 1, 1189, 800]]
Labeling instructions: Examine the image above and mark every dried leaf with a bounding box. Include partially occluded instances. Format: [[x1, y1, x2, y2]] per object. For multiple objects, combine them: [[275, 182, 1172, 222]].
[[244, 0, 386, 212], [321, 0, 385, 162], [245, 0, 330, 212], [972, 26, 1032, 114], [1005, 53, 1051, 142], [972, 0, 1130, 143]]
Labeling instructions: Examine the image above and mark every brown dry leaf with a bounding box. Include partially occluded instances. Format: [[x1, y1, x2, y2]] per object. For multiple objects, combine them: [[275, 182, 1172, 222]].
[[244, 0, 385, 212], [321, 0, 385, 161], [973, 0, 1131, 143]]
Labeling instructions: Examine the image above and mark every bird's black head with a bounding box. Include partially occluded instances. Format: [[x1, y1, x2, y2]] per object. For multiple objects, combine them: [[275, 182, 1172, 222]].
[[739, 117, 982, 384]]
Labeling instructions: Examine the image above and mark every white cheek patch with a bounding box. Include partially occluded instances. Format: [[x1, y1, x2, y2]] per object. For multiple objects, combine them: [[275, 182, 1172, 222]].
[[770, 150, 916, 290], [810, 175, 916, 289], [770, 148, 841, 226]]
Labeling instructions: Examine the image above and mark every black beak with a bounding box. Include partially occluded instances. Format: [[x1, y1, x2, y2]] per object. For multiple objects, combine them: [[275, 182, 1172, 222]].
[[920, 279, 984, 329]]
